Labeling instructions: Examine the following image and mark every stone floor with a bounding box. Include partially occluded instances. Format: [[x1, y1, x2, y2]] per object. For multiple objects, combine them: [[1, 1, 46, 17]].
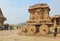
[[0, 30, 60, 41]]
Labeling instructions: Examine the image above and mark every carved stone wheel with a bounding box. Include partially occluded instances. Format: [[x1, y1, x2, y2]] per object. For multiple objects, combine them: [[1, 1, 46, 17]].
[[27, 25, 36, 35], [39, 25, 49, 35]]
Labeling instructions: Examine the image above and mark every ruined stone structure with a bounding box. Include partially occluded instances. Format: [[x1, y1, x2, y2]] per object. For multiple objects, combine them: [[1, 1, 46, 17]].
[[0, 8, 6, 30], [19, 3, 60, 35], [51, 15, 60, 26]]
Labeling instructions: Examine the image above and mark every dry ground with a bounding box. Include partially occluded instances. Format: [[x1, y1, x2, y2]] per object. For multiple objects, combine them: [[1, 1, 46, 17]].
[[0, 30, 60, 41]]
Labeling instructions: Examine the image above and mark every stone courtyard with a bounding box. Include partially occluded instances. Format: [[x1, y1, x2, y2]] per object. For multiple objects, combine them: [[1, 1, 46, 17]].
[[0, 30, 60, 41]]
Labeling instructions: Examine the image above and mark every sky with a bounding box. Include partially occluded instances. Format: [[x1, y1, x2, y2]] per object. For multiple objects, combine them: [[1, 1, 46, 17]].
[[0, 0, 60, 24]]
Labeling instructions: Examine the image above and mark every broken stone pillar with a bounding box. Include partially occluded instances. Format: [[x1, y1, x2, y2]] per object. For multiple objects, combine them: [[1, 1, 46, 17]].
[[54, 19, 57, 27]]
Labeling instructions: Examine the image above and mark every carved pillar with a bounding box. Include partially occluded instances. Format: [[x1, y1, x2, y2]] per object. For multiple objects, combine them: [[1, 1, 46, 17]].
[[44, 8, 49, 19], [54, 18, 57, 27]]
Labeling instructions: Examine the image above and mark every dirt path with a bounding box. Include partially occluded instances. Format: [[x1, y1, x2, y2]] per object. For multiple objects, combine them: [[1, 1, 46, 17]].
[[0, 30, 60, 41]]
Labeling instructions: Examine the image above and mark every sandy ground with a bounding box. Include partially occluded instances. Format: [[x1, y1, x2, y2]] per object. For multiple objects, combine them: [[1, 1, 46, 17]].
[[0, 30, 60, 41]]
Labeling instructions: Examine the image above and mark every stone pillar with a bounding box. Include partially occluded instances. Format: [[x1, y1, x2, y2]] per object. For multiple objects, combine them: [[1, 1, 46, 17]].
[[54, 18, 57, 27], [44, 8, 49, 19]]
